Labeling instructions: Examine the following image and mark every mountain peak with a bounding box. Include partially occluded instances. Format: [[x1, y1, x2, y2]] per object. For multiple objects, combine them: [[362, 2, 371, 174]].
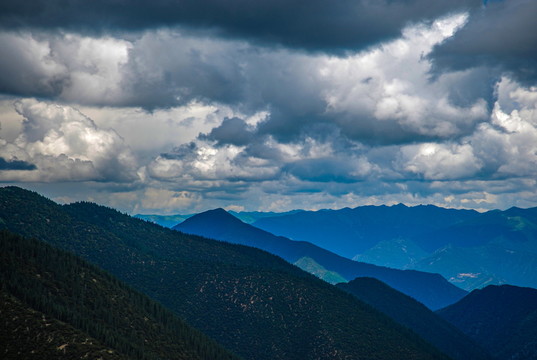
[[173, 207, 245, 234], [208, 207, 230, 215], [185, 207, 238, 222]]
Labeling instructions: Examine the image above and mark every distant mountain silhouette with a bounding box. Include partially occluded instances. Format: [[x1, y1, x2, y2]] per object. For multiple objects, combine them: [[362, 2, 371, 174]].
[[412, 207, 537, 290], [175, 208, 467, 310], [229, 209, 305, 224], [337, 277, 492, 360], [437, 284, 537, 360], [251, 204, 537, 290], [252, 204, 479, 257]]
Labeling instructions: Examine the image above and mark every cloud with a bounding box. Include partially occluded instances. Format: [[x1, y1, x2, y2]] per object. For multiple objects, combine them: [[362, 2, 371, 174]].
[[0, 31, 133, 105], [430, 0, 537, 86], [2, 6, 537, 214], [138, 188, 202, 213], [0, 156, 36, 170], [396, 142, 482, 180], [284, 156, 374, 183], [121, 30, 249, 108], [0, 99, 137, 182], [200, 117, 255, 146], [0, 12, 489, 139], [148, 139, 281, 183], [470, 97, 537, 178], [0, 0, 478, 53], [395, 76, 537, 181], [78, 102, 238, 161], [129, 13, 508, 202], [0, 32, 68, 97], [318, 13, 491, 144]]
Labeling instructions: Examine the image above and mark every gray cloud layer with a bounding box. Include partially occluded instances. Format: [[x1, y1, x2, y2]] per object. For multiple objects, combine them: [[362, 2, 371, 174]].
[[431, 0, 537, 85], [0, 157, 36, 170], [2, 1, 537, 213], [0, 0, 477, 52]]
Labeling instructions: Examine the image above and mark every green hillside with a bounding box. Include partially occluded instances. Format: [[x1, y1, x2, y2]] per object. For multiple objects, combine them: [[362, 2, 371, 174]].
[[294, 256, 347, 284], [0, 230, 240, 360], [0, 186, 449, 360]]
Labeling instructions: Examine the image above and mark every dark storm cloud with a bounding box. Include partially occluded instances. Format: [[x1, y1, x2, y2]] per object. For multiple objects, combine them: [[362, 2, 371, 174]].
[[430, 0, 537, 85], [200, 117, 254, 146], [0, 157, 37, 170], [0, 0, 478, 53], [283, 158, 360, 183], [123, 32, 247, 109], [0, 32, 68, 98]]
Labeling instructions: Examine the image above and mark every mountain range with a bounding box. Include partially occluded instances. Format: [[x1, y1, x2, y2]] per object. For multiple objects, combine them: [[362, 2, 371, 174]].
[[247, 204, 537, 290], [174, 208, 467, 310], [252, 204, 479, 256], [0, 186, 449, 360], [3, 186, 536, 360]]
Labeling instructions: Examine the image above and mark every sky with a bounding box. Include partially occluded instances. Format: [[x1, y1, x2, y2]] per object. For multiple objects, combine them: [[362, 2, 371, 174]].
[[1, 0, 537, 214]]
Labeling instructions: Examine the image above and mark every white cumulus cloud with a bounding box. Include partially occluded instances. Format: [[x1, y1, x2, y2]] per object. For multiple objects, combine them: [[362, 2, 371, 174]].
[[0, 99, 137, 182]]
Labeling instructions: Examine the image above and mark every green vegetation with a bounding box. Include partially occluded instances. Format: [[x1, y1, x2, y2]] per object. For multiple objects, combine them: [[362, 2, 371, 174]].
[[1, 290, 127, 360], [294, 256, 347, 284], [0, 230, 240, 360], [0, 186, 450, 360]]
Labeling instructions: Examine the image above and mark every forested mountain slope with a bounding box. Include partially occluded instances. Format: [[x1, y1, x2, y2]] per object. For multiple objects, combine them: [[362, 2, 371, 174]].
[[0, 186, 449, 360], [437, 285, 537, 360], [0, 230, 239, 360], [0, 290, 127, 360], [176, 208, 467, 310], [337, 277, 492, 360]]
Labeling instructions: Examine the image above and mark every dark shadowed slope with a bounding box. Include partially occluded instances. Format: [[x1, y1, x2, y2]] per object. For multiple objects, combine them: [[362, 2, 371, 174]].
[[437, 285, 537, 360], [175, 208, 467, 310], [337, 277, 492, 360], [0, 291, 127, 360], [0, 230, 239, 360], [0, 186, 449, 360]]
